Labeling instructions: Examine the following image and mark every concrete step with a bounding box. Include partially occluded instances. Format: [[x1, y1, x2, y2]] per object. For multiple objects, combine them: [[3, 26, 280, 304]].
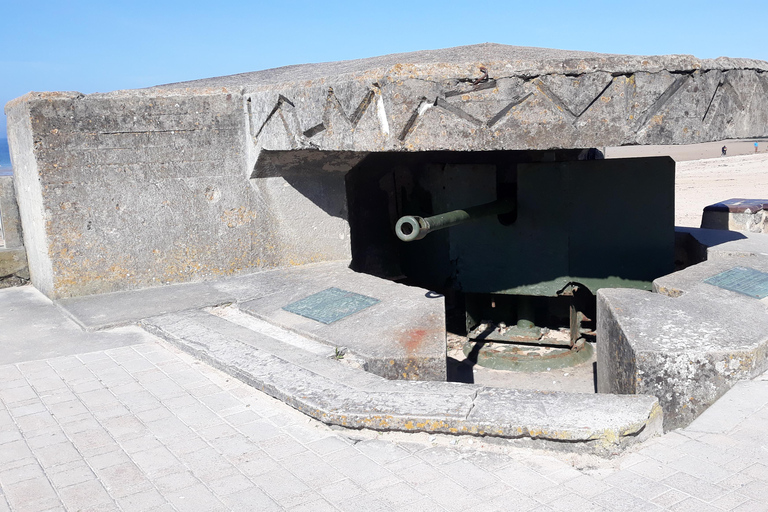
[[141, 307, 663, 456], [600, 238, 768, 430], [56, 261, 447, 381]]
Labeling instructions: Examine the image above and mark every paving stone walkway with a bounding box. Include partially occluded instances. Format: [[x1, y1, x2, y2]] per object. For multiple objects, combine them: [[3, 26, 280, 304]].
[[1, 286, 768, 511]]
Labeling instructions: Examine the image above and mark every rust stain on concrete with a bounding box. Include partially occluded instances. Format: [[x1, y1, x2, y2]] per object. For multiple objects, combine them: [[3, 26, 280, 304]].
[[398, 328, 428, 353]]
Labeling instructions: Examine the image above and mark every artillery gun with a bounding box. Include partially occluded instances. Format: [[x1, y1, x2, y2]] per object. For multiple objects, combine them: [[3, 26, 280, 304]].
[[346, 151, 675, 371], [395, 198, 516, 242]]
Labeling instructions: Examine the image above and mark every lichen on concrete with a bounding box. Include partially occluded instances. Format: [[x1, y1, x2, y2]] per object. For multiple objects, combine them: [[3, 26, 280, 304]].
[[598, 240, 768, 430]]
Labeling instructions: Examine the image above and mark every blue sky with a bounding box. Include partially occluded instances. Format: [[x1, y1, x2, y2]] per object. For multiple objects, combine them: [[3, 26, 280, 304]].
[[2, 0, 767, 138]]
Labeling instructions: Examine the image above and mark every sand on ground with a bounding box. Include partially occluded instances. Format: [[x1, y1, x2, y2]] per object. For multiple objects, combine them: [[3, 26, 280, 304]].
[[607, 139, 768, 227]]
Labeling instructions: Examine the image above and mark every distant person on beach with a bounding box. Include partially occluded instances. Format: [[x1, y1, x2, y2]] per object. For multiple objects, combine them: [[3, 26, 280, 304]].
[[755, 142, 759, 153], [722, 145, 727, 156]]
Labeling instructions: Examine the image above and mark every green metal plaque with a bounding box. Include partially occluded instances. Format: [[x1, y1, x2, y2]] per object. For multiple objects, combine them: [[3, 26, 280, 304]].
[[704, 267, 768, 299], [282, 287, 379, 324]]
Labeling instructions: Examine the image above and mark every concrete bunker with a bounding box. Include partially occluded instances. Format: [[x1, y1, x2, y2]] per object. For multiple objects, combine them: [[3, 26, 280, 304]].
[[6, 44, 768, 446], [259, 147, 677, 375]]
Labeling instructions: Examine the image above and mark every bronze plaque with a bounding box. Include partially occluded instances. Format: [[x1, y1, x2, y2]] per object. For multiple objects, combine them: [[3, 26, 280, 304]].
[[704, 267, 768, 299], [283, 287, 379, 324]]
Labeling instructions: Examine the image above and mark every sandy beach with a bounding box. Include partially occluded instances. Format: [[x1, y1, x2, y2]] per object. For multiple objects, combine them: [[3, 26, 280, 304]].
[[607, 139, 768, 228]]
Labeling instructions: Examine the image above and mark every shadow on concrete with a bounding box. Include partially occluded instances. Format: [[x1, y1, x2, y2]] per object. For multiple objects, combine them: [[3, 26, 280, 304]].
[[447, 356, 475, 384], [674, 227, 748, 270]]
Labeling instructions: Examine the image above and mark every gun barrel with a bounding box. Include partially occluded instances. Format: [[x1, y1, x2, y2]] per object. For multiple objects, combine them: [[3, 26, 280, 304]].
[[395, 198, 515, 242]]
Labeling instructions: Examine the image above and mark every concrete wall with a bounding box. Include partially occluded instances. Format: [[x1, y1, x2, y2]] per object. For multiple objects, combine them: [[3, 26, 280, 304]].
[[597, 250, 768, 430], [6, 45, 768, 299], [0, 174, 29, 286], [5, 91, 355, 299], [0, 175, 24, 249], [250, 150, 363, 267]]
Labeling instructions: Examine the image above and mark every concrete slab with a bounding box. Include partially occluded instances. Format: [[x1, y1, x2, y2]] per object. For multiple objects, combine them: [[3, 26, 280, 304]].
[[676, 226, 768, 259], [142, 308, 662, 455], [0, 286, 151, 365], [56, 281, 236, 331], [598, 244, 768, 430], [157, 44, 768, 152], [655, 252, 768, 297], [235, 262, 446, 381], [55, 261, 446, 381]]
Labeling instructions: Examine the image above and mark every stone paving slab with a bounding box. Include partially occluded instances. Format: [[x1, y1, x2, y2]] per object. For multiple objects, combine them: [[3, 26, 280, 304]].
[[141, 308, 662, 455], [1, 318, 768, 510], [0, 286, 150, 365]]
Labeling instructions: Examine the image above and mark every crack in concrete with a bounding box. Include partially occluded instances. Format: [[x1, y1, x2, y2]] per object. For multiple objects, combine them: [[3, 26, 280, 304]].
[[464, 388, 480, 420]]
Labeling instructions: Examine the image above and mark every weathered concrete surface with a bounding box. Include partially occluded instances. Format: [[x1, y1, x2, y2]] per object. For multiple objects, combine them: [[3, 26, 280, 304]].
[[142, 307, 662, 455], [4, 94, 358, 299], [598, 247, 768, 430], [56, 281, 237, 331], [158, 44, 768, 153], [0, 175, 29, 288], [676, 226, 768, 262], [700, 198, 768, 233], [0, 175, 23, 248], [0, 285, 149, 365], [235, 263, 446, 381], [57, 261, 447, 382], [0, 248, 28, 282], [6, 44, 768, 299]]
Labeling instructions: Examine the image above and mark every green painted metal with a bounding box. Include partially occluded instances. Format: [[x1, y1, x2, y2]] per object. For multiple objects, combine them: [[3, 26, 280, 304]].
[[468, 322, 544, 343], [395, 198, 516, 241], [395, 157, 675, 297], [463, 340, 595, 372]]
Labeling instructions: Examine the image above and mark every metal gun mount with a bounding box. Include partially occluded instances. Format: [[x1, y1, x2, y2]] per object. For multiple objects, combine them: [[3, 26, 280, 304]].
[[356, 156, 675, 372], [395, 198, 516, 242]]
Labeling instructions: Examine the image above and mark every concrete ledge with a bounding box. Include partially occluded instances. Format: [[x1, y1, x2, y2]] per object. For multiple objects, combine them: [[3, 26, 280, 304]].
[[232, 263, 446, 381], [142, 308, 662, 456], [56, 261, 447, 381], [56, 282, 237, 331], [676, 227, 768, 260], [598, 243, 768, 430]]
